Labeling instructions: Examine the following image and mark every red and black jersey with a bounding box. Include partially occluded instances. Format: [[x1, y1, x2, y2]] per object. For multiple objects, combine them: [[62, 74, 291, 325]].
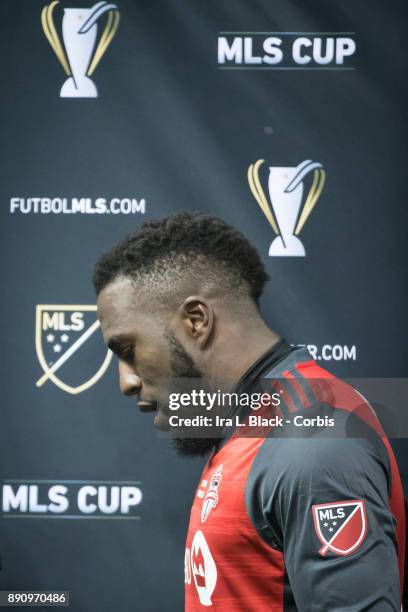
[[184, 341, 405, 611]]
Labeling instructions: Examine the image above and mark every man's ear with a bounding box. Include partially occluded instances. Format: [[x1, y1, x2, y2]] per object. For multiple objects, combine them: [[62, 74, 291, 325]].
[[179, 296, 214, 349]]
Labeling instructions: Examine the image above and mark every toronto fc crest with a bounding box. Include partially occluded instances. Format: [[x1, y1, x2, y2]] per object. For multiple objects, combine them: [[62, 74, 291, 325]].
[[200, 465, 223, 523]]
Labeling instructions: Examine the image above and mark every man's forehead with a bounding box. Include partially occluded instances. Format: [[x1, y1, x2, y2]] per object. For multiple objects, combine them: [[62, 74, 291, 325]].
[[97, 276, 134, 311], [97, 277, 146, 336]]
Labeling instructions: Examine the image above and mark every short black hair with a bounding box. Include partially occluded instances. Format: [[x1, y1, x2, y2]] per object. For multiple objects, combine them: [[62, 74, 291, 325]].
[[93, 212, 269, 303]]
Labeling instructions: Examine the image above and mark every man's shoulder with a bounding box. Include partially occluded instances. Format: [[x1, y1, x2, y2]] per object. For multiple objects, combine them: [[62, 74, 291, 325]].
[[244, 412, 391, 512], [255, 428, 387, 474], [243, 410, 392, 550]]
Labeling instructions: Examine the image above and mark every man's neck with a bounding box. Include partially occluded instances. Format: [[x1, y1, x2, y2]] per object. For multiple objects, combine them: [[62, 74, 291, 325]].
[[207, 319, 281, 383]]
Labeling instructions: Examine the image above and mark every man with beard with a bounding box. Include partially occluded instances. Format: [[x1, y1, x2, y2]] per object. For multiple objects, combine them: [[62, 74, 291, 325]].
[[93, 212, 405, 611]]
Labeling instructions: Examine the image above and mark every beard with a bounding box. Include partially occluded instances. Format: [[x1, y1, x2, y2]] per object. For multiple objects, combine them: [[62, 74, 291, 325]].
[[166, 334, 217, 458]]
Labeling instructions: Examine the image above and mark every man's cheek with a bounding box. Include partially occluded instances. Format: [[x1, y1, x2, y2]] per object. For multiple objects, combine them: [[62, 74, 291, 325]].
[[143, 341, 172, 377]]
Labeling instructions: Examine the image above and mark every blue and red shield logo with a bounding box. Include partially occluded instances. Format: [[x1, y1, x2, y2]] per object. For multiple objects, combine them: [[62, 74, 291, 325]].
[[312, 499, 367, 556]]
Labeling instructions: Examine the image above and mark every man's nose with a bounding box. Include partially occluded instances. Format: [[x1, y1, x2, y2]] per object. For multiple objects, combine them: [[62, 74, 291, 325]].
[[118, 361, 142, 396]]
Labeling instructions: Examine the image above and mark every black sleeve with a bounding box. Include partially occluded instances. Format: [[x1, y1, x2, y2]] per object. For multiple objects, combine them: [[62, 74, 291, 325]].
[[245, 417, 401, 611]]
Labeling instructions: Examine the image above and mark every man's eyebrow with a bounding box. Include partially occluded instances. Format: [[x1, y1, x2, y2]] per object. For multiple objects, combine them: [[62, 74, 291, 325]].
[[107, 336, 131, 354]]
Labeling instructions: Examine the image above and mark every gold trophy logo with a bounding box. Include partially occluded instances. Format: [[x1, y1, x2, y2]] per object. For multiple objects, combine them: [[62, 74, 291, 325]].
[[41, 1, 120, 98], [248, 159, 326, 256]]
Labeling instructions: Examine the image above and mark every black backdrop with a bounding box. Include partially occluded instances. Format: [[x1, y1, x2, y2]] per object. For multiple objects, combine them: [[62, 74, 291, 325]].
[[1, 1, 407, 610]]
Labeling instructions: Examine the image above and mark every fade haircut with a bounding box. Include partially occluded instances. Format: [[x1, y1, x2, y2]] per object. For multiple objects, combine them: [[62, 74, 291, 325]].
[[92, 212, 269, 305]]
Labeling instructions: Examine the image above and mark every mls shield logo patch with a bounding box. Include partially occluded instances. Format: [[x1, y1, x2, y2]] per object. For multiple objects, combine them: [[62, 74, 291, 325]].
[[35, 304, 113, 394], [312, 500, 367, 557]]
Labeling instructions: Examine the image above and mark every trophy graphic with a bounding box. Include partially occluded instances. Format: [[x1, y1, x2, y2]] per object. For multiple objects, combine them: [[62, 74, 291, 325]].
[[248, 159, 326, 256], [41, 1, 120, 98]]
